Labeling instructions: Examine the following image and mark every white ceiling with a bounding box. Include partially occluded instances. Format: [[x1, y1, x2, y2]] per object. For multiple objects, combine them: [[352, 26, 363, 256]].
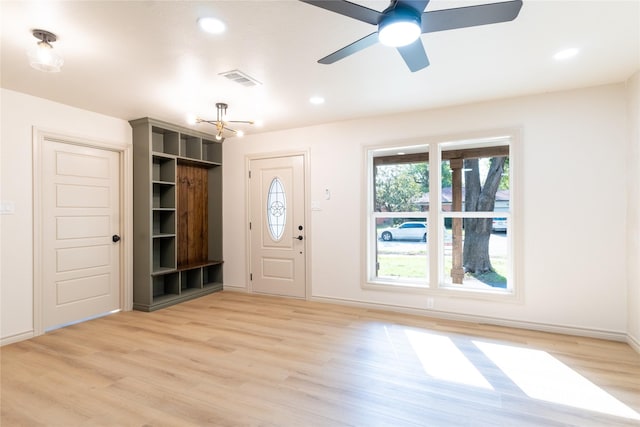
[[1, 1, 638, 136]]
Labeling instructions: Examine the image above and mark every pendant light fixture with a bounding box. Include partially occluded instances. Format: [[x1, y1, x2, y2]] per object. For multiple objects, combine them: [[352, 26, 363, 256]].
[[191, 103, 254, 141], [28, 29, 64, 72]]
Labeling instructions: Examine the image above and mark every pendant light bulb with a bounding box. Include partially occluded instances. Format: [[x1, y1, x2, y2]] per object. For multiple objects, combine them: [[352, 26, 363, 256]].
[[186, 114, 198, 125]]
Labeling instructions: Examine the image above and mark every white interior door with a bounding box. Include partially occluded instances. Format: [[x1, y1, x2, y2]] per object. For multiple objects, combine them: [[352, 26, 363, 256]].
[[249, 155, 306, 298], [42, 139, 121, 330]]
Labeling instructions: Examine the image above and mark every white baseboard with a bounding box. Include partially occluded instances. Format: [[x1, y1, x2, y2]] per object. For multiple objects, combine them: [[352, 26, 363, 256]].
[[310, 294, 629, 343], [628, 333, 640, 354], [1, 330, 34, 346], [222, 284, 247, 292]]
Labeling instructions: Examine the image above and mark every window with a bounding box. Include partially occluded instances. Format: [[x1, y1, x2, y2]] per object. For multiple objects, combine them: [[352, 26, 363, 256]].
[[368, 146, 429, 285], [440, 139, 512, 293], [366, 136, 514, 296], [267, 177, 286, 241]]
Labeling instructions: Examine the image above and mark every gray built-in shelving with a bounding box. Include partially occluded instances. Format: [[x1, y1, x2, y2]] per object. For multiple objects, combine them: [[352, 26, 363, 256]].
[[130, 117, 223, 311]]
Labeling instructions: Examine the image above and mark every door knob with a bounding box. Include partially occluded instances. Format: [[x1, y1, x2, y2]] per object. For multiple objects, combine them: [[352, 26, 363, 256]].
[[293, 235, 303, 241], [112, 235, 121, 243]]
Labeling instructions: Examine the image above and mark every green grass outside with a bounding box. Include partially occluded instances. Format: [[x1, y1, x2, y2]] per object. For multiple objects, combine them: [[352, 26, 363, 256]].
[[378, 255, 427, 279], [378, 254, 507, 287]]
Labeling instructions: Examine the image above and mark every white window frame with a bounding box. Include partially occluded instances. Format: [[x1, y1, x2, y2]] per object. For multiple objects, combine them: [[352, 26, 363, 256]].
[[363, 129, 521, 302], [365, 143, 430, 288]]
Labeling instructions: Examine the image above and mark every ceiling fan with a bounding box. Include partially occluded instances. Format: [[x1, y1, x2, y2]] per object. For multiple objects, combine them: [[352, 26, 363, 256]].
[[193, 102, 254, 141], [299, 0, 523, 72]]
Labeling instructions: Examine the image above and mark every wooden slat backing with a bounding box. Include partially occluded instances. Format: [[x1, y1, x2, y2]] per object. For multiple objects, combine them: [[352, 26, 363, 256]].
[[177, 163, 208, 267]]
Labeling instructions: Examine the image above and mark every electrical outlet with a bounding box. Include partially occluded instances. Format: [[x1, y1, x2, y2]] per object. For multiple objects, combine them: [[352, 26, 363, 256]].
[[427, 297, 434, 309], [0, 200, 15, 215]]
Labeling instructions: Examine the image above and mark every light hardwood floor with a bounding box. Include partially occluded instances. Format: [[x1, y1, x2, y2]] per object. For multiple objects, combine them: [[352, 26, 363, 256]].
[[2, 292, 639, 426]]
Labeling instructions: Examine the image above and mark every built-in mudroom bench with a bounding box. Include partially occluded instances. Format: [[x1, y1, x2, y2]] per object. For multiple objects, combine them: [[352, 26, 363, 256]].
[[130, 117, 223, 311]]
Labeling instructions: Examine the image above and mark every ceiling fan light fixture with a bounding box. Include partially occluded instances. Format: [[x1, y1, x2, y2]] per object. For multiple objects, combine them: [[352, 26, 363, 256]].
[[378, 7, 421, 47], [301, 0, 523, 72], [28, 29, 63, 72]]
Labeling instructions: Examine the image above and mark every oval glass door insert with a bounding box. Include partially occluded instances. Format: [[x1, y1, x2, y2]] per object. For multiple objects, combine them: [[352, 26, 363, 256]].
[[267, 177, 286, 241]]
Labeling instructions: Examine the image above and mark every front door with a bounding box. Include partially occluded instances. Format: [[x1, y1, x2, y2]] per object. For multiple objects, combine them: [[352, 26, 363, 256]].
[[42, 139, 121, 330], [249, 155, 306, 298]]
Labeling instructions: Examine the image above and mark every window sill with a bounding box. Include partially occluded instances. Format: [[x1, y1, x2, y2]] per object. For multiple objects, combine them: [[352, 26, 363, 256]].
[[363, 280, 523, 304], [363, 280, 429, 294], [435, 286, 523, 304]]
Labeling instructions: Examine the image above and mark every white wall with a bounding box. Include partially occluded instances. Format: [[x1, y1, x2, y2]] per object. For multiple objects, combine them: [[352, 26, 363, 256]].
[[1, 83, 634, 343], [224, 84, 630, 337], [0, 89, 131, 342], [627, 72, 640, 349]]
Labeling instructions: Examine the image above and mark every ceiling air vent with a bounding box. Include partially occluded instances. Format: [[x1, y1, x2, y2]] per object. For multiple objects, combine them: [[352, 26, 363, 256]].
[[218, 69, 261, 87]]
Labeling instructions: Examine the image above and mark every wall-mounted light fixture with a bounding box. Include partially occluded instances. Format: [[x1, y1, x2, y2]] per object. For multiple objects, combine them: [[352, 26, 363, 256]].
[[28, 29, 64, 72]]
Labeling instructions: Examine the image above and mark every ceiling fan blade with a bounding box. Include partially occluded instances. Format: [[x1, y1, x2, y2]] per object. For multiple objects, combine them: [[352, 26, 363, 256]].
[[299, 0, 381, 25], [318, 32, 379, 64], [396, 38, 430, 72], [421, 0, 523, 33], [397, 0, 431, 14]]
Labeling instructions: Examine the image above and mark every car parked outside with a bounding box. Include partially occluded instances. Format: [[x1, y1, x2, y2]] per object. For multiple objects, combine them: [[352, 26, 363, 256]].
[[492, 217, 507, 232], [378, 221, 427, 242]]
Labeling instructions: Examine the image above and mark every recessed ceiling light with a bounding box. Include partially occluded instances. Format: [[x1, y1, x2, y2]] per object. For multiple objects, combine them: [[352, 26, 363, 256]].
[[554, 48, 579, 61], [397, 152, 406, 155], [198, 17, 226, 34], [309, 96, 325, 105]]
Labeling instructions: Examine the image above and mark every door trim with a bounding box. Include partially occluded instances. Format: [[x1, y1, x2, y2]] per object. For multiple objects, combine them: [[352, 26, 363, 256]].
[[245, 150, 311, 299], [32, 127, 133, 336]]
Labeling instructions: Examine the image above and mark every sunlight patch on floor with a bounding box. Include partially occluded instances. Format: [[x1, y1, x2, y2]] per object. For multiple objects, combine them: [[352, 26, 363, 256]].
[[406, 330, 494, 390], [474, 340, 640, 421]]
